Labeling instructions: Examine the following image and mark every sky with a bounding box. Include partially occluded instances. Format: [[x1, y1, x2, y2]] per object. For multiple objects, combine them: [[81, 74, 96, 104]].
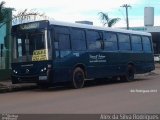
[[2, 0, 160, 28]]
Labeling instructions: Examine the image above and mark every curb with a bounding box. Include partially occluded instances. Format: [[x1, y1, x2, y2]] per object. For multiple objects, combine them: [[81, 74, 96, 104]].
[[0, 85, 37, 93]]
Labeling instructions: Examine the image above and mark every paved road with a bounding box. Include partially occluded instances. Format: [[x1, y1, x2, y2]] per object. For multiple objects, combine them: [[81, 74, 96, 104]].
[[0, 72, 160, 114]]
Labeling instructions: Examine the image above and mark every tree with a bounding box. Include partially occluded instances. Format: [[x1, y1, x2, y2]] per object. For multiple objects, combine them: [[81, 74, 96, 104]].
[[0, 7, 48, 29], [0, 0, 49, 28], [0, 1, 5, 22], [98, 12, 120, 27], [12, 9, 47, 24], [0, 1, 10, 29]]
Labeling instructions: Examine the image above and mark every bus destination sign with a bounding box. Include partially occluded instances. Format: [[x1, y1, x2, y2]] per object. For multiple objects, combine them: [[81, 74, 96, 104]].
[[20, 23, 39, 30]]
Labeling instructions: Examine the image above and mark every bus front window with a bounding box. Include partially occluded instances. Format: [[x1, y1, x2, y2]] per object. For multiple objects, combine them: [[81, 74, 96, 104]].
[[12, 29, 51, 62]]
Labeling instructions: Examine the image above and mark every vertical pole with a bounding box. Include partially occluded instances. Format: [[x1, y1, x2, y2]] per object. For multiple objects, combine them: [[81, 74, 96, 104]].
[[126, 6, 129, 30], [121, 4, 131, 30]]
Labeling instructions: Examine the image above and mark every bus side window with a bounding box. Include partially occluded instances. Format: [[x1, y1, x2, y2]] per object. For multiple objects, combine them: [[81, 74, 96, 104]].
[[142, 36, 152, 52], [54, 26, 71, 58], [118, 33, 131, 51], [86, 30, 102, 50], [104, 32, 118, 51], [58, 34, 70, 50], [71, 28, 86, 50], [58, 33, 71, 58], [131, 35, 142, 52]]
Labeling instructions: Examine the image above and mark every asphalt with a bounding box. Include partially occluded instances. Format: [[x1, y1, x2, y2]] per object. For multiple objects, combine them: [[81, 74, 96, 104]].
[[0, 63, 159, 93]]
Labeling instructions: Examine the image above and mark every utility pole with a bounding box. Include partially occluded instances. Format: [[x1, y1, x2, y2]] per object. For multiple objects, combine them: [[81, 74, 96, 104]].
[[121, 4, 131, 30]]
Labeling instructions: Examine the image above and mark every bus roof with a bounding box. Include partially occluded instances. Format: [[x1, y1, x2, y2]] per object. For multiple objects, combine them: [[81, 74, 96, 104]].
[[49, 20, 151, 36]]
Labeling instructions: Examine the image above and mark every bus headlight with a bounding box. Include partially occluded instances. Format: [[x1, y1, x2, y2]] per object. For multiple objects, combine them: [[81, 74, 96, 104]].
[[41, 67, 47, 72], [44, 67, 47, 71], [13, 70, 18, 74]]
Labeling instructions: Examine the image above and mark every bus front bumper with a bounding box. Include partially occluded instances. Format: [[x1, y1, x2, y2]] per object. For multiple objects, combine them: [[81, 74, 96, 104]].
[[11, 75, 50, 84]]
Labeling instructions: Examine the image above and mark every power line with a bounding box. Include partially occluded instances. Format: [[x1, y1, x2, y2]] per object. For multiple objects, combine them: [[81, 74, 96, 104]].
[[121, 4, 131, 30]]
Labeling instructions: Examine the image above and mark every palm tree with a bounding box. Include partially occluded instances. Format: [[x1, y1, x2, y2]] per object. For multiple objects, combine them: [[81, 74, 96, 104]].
[[0, 1, 5, 22], [98, 12, 120, 27]]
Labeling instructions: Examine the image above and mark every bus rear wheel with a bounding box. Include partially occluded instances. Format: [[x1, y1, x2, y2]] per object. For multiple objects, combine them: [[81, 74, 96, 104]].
[[72, 67, 85, 89], [121, 65, 135, 82]]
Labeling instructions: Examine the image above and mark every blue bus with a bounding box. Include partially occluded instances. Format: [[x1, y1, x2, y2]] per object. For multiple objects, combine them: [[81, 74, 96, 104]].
[[11, 20, 155, 88]]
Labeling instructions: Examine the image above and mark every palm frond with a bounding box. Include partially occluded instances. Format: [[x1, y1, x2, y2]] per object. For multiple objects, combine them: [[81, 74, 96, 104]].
[[98, 12, 109, 26], [108, 18, 120, 27], [98, 11, 121, 27]]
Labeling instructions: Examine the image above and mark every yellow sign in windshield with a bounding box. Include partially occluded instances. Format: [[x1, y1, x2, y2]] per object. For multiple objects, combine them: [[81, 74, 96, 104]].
[[32, 49, 48, 61]]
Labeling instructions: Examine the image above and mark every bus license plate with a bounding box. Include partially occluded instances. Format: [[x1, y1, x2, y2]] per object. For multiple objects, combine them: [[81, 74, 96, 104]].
[[39, 76, 47, 80]]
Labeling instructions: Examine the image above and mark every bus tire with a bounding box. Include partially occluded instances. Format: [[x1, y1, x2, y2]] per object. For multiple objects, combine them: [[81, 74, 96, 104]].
[[121, 65, 135, 82], [72, 67, 85, 89]]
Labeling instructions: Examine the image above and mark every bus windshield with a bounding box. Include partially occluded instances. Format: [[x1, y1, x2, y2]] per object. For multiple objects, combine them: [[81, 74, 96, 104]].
[[12, 29, 51, 62]]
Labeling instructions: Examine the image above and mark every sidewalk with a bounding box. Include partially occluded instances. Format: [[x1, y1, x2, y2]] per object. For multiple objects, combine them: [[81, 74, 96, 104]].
[[0, 80, 37, 93]]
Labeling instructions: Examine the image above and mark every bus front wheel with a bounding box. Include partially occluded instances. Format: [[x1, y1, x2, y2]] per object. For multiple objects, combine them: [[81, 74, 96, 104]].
[[72, 67, 85, 89], [121, 65, 135, 82]]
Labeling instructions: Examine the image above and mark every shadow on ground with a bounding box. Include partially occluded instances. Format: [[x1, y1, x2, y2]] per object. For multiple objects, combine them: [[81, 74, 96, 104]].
[[33, 76, 151, 93]]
